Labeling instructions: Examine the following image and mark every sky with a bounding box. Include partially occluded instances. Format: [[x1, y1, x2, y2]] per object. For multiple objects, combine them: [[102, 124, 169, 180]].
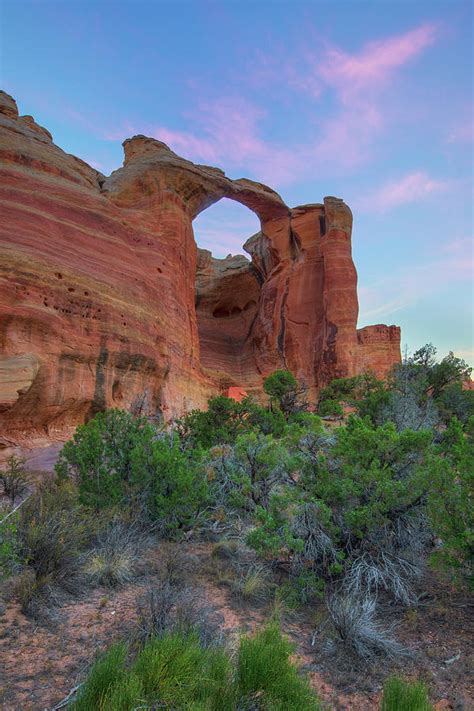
[[1, 0, 473, 365]]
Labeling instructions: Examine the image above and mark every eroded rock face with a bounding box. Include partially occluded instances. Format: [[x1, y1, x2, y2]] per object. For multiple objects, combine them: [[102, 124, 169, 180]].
[[0, 93, 213, 443], [0, 91, 400, 444], [196, 250, 261, 387]]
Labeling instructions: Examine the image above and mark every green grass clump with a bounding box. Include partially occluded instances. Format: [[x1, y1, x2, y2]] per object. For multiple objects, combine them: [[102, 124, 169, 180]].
[[73, 633, 233, 711], [237, 621, 320, 711], [72, 622, 319, 710], [103, 673, 144, 711], [73, 642, 128, 711], [132, 631, 233, 709], [380, 676, 433, 711]]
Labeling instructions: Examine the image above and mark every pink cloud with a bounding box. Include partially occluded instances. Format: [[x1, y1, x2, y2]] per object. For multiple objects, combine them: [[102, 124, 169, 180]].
[[100, 23, 439, 184], [309, 24, 438, 167], [104, 97, 299, 185], [356, 171, 450, 213], [318, 23, 437, 98], [440, 237, 474, 255], [312, 103, 383, 169], [147, 126, 220, 164], [242, 23, 440, 172]]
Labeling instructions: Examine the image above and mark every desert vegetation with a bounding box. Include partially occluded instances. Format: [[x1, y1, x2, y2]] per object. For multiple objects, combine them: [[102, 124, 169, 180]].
[[71, 620, 319, 711], [0, 344, 472, 709]]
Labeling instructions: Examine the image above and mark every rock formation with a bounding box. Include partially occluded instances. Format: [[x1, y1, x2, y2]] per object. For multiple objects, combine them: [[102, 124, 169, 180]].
[[357, 325, 402, 380], [0, 91, 400, 445]]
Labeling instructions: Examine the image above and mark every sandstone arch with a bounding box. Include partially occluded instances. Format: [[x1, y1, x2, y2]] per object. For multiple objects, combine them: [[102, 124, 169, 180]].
[[102, 135, 364, 400], [0, 91, 400, 445]]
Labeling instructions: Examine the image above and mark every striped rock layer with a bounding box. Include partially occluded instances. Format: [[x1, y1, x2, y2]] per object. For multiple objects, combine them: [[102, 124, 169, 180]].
[[0, 91, 400, 445]]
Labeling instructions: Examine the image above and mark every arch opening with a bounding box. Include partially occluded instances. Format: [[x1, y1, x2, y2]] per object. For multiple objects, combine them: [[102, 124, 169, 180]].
[[193, 198, 262, 390], [193, 198, 261, 259]]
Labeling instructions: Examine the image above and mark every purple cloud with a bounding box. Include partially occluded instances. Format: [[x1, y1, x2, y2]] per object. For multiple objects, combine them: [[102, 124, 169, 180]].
[[300, 23, 438, 168], [103, 97, 299, 185], [355, 171, 451, 213], [318, 23, 437, 96], [85, 23, 441, 185]]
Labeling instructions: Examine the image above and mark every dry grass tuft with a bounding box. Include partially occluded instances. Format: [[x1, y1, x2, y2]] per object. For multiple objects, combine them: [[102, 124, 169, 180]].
[[231, 564, 272, 603], [327, 594, 410, 661], [84, 521, 143, 588]]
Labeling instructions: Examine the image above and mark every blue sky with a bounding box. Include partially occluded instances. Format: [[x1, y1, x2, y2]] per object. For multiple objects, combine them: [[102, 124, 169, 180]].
[[1, 0, 473, 365]]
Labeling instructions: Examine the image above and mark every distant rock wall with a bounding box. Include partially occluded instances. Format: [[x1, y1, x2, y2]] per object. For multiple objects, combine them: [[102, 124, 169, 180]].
[[0, 91, 400, 445], [357, 325, 402, 380]]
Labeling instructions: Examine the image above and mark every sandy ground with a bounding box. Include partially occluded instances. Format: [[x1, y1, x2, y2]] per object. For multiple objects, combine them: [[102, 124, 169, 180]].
[[0, 543, 473, 711], [0, 442, 63, 472]]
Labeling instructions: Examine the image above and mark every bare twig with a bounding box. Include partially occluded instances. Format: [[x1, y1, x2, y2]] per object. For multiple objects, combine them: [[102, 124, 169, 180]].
[[444, 652, 461, 665], [0, 493, 32, 524], [50, 683, 82, 710]]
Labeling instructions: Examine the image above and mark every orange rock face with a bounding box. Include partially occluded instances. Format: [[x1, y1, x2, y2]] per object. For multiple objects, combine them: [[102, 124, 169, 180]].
[[0, 92, 400, 444], [357, 325, 402, 380], [225, 387, 249, 403]]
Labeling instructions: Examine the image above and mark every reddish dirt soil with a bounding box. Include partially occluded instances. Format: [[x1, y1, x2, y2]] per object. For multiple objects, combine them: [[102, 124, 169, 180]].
[[0, 545, 473, 710]]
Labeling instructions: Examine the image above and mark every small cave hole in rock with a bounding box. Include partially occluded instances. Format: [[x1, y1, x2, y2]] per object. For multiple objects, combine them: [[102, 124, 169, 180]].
[[213, 306, 231, 318]]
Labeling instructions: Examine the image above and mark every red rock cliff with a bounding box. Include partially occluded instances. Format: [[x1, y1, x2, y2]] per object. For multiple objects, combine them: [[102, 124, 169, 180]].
[[0, 92, 400, 444]]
